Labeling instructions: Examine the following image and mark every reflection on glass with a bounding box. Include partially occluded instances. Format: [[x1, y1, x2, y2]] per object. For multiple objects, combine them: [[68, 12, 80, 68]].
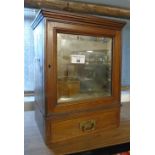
[[57, 33, 112, 103]]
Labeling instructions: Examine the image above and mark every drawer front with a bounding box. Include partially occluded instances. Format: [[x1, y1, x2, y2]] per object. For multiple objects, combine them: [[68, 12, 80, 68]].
[[51, 108, 119, 142]]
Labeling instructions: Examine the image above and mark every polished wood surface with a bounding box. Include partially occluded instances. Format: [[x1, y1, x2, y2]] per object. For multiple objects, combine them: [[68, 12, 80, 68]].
[[46, 24, 121, 113], [32, 9, 125, 115], [33, 9, 125, 145], [33, 19, 45, 114], [32, 9, 125, 30], [52, 122, 129, 154], [24, 0, 130, 19], [51, 107, 119, 143], [24, 102, 130, 155]]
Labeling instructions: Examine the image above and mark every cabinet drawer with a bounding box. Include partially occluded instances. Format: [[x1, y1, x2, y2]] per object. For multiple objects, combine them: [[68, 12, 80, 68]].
[[50, 108, 119, 142]]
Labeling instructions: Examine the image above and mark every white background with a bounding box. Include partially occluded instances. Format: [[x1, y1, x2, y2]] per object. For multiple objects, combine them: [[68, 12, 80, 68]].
[[0, 0, 155, 154]]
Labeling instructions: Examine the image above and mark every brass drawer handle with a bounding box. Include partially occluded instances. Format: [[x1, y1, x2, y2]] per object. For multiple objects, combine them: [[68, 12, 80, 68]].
[[80, 120, 96, 132]]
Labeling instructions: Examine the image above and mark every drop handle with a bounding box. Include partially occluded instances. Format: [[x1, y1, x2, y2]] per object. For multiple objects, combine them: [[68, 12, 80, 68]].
[[80, 120, 96, 132]]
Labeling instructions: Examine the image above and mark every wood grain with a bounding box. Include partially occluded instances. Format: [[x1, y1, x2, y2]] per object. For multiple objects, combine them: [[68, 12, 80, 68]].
[[33, 19, 45, 114], [51, 108, 119, 143], [24, 102, 130, 155], [40, 9, 125, 114], [32, 9, 126, 149], [24, 0, 130, 19], [50, 121, 130, 154], [49, 102, 130, 154]]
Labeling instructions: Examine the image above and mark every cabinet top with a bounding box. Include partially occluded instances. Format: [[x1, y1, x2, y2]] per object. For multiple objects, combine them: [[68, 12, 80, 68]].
[[32, 9, 126, 30]]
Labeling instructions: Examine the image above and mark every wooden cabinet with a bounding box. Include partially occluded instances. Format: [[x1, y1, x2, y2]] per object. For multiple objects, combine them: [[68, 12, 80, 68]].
[[32, 9, 125, 145]]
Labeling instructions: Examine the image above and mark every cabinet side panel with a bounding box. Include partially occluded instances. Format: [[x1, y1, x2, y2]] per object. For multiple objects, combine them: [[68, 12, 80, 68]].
[[34, 19, 45, 114], [113, 31, 122, 103], [34, 103, 45, 140]]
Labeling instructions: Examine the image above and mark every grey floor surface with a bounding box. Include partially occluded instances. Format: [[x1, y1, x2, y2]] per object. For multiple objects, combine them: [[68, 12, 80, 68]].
[[24, 111, 55, 155]]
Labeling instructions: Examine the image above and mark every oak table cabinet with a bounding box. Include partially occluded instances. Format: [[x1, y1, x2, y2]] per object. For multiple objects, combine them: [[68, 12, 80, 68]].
[[32, 9, 125, 145]]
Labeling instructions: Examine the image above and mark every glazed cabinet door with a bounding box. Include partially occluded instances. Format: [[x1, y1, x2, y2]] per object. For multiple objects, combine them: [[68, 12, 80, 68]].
[[45, 21, 121, 114]]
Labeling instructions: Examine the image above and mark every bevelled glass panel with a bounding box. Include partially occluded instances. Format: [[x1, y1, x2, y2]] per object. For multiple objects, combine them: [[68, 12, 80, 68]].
[[57, 33, 112, 103]]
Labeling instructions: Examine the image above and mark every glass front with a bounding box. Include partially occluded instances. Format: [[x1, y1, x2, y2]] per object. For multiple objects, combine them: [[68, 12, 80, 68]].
[[57, 33, 112, 103]]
